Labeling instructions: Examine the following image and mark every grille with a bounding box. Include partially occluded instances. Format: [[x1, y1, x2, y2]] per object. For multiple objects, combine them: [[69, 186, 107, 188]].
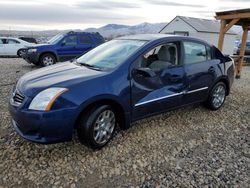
[[12, 90, 25, 105]]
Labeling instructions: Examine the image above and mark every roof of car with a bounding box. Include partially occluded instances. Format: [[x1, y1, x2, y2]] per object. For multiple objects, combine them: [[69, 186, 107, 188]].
[[117, 33, 196, 41], [116, 33, 212, 47], [0, 37, 19, 40]]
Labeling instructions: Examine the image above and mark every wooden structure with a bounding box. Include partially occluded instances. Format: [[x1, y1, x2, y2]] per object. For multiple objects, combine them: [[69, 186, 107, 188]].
[[215, 9, 250, 78]]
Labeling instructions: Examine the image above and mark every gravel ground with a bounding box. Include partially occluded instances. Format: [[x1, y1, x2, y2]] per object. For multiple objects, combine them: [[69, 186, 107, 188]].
[[0, 58, 249, 188]]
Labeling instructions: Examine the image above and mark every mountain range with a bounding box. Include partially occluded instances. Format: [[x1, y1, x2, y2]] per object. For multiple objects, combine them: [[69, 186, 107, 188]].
[[84, 22, 167, 39], [0, 22, 167, 40]]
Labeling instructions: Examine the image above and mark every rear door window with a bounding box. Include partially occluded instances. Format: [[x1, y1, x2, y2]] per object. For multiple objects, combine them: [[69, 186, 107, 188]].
[[79, 35, 92, 44], [183, 41, 210, 64]]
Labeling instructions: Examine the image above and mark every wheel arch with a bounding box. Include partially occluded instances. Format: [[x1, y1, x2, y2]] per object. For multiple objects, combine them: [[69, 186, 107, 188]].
[[212, 77, 230, 95], [39, 51, 58, 62], [74, 97, 130, 130]]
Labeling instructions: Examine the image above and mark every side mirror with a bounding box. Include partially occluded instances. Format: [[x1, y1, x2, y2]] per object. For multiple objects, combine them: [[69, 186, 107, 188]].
[[61, 42, 66, 46], [133, 67, 156, 77]]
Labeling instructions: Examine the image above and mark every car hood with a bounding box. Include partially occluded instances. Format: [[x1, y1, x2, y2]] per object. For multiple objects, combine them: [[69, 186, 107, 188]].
[[28, 43, 54, 49], [17, 62, 106, 97]]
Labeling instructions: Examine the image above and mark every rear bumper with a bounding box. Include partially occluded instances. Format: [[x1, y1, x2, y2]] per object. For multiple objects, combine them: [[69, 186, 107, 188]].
[[9, 103, 78, 144], [23, 52, 40, 64]]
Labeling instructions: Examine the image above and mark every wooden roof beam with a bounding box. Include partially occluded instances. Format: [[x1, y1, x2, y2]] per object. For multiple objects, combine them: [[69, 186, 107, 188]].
[[215, 12, 250, 20], [224, 18, 240, 33]]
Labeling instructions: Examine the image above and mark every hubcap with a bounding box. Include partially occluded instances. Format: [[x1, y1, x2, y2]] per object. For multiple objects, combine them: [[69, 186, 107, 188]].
[[43, 56, 54, 66], [93, 110, 116, 144], [212, 85, 226, 108]]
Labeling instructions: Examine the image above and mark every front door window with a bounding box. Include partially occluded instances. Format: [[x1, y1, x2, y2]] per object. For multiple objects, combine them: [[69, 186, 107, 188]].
[[62, 36, 77, 46], [136, 43, 179, 71]]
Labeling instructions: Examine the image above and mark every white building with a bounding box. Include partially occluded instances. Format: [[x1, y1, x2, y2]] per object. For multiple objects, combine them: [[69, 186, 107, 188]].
[[160, 16, 237, 55]]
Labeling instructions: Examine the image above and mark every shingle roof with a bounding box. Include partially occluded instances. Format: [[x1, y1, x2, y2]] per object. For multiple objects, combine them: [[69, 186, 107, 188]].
[[162, 16, 237, 35]]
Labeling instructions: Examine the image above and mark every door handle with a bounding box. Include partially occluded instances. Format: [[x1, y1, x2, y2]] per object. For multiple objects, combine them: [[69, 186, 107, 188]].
[[208, 66, 215, 73]]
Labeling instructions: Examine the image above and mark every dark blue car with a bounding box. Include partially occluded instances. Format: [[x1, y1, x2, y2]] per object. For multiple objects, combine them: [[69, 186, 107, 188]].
[[9, 34, 235, 149], [22, 31, 105, 66]]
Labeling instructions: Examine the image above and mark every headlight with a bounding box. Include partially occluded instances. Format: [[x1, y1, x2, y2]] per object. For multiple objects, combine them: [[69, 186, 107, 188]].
[[28, 48, 37, 53], [29, 88, 68, 111]]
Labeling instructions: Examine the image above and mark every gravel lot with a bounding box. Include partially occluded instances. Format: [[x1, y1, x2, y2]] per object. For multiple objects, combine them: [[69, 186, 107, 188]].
[[0, 58, 249, 187]]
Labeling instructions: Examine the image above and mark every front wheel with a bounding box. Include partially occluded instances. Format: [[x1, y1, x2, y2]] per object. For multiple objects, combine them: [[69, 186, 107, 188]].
[[40, 53, 56, 67], [17, 49, 26, 57], [205, 82, 227, 110], [77, 105, 117, 149]]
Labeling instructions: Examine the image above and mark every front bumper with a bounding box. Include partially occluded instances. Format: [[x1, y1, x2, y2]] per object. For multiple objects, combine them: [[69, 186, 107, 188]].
[[22, 52, 40, 64], [9, 104, 78, 144]]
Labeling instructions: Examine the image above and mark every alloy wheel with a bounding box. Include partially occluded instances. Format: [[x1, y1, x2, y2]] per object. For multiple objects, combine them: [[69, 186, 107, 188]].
[[212, 85, 226, 108], [93, 110, 116, 144]]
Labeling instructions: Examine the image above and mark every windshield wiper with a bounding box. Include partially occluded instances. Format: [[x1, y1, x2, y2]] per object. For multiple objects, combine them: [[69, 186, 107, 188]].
[[76, 61, 102, 71]]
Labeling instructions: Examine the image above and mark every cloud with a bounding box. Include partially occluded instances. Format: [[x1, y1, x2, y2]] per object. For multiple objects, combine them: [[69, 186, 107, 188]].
[[190, 10, 215, 14], [76, 0, 140, 9], [219, 0, 250, 2], [0, 3, 142, 26], [215, 5, 249, 12], [142, 0, 206, 8]]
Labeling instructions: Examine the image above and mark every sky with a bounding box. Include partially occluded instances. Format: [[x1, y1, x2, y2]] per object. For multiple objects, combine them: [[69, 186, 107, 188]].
[[0, 0, 249, 31]]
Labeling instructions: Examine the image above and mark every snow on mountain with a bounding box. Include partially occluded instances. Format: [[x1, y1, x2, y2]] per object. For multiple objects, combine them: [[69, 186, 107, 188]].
[[84, 22, 167, 39]]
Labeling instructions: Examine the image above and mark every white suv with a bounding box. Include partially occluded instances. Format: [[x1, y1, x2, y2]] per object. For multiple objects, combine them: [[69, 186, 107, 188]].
[[0, 37, 35, 57]]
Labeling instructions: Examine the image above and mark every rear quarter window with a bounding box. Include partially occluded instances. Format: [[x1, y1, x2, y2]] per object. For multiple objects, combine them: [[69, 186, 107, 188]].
[[94, 35, 105, 44]]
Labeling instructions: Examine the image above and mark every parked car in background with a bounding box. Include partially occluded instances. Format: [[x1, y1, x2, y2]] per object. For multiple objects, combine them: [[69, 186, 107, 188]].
[[234, 41, 250, 55], [22, 31, 105, 66], [9, 34, 235, 149], [19, 37, 37, 44], [0, 37, 35, 57], [233, 40, 240, 55], [234, 41, 250, 64]]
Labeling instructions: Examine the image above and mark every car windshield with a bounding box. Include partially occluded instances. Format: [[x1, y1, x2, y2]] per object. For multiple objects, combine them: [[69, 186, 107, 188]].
[[47, 34, 64, 44], [76, 39, 146, 70]]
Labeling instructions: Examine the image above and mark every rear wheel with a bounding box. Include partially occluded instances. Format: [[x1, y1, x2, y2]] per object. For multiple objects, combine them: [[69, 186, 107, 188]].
[[40, 53, 56, 67], [77, 105, 117, 149], [205, 82, 227, 110]]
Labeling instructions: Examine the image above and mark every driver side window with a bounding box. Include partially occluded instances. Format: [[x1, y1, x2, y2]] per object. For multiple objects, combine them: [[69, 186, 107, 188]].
[[136, 42, 179, 71], [62, 35, 77, 46]]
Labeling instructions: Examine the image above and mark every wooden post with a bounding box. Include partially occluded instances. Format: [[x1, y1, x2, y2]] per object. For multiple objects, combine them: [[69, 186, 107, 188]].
[[236, 26, 249, 78], [218, 20, 226, 51]]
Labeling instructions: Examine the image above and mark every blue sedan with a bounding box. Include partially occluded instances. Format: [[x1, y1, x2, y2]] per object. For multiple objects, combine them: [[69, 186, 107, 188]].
[[9, 34, 235, 149]]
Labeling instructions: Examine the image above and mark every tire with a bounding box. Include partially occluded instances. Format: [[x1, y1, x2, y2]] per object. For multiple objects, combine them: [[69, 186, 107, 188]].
[[77, 105, 117, 149], [40, 53, 56, 67], [205, 82, 227, 110]]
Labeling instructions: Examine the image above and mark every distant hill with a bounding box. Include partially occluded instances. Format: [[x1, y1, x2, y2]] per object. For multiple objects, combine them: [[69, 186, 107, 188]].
[[0, 22, 167, 41], [84, 22, 167, 39]]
